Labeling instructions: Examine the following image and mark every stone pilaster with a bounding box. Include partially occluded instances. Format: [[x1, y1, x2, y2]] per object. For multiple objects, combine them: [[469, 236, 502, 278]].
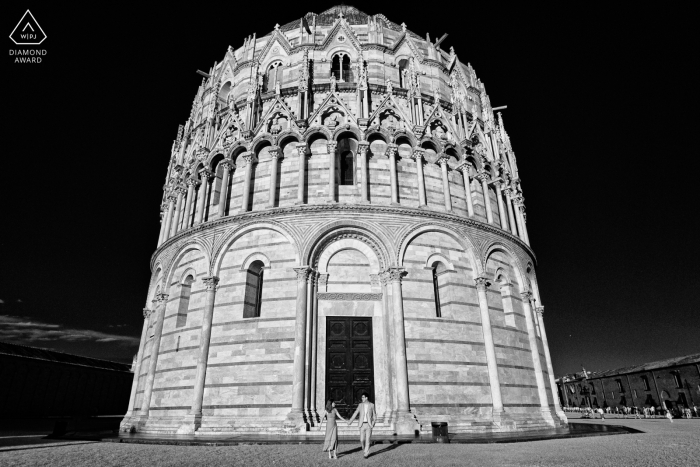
[[286, 266, 312, 431], [474, 275, 505, 420], [295, 144, 308, 205], [411, 148, 427, 207], [386, 143, 399, 205], [476, 171, 494, 224], [536, 306, 567, 423], [138, 293, 168, 420], [457, 162, 474, 217], [268, 146, 281, 208], [217, 160, 234, 218], [179, 276, 219, 434], [521, 292, 555, 425], [387, 268, 420, 434], [437, 154, 452, 212], [357, 141, 370, 203], [326, 142, 337, 203], [240, 153, 255, 212]]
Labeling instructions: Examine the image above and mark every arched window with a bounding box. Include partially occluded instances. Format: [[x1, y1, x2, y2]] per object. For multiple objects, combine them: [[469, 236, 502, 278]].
[[431, 262, 446, 318], [264, 61, 284, 93], [176, 274, 194, 328], [398, 59, 409, 88], [243, 260, 265, 318], [218, 82, 232, 104], [331, 54, 353, 82], [495, 270, 517, 327], [340, 150, 354, 185]]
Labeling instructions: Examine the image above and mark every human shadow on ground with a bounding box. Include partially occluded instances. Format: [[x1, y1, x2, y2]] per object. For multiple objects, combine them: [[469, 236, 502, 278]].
[[368, 442, 402, 457], [337, 446, 363, 458]]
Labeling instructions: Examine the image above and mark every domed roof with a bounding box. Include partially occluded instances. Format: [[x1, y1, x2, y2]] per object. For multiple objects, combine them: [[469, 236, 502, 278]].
[[278, 5, 406, 34]]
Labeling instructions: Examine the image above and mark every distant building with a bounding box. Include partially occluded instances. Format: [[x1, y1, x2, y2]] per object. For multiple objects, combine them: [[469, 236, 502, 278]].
[[0, 341, 134, 417], [556, 354, 700, 411]]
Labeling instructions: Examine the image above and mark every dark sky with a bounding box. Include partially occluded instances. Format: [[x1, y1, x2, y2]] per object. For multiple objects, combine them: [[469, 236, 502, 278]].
[[3, 3, 698, 374]]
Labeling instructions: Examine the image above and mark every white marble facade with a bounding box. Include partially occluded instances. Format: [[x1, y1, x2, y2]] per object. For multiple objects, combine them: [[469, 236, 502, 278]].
[[120, 5, 567, 435]]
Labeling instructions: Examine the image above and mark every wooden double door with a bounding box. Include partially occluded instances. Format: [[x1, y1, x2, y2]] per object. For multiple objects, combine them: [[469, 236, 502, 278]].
[[325, 317, 375, 418]]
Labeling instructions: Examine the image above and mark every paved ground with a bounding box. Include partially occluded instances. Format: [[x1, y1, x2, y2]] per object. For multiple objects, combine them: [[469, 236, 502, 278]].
[[1, 416, 698, 466]]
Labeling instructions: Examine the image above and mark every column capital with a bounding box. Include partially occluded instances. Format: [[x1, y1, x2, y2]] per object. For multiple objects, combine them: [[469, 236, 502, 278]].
[[220, 159, 235, 170], [240, 152, 256, 165], [317, 274, 328, 287], [436, 154, 449, 167], [142, 307, 153, 319], [295, 143, 308, 157], [326, 141, 338, 153], [294, 266, 313, 282], [186, 177, 200, 187], [476, 170, 490, 183], [166, 193, 178, 203], [455, 161, 473, 174], [410, 148, 425, 161], [535, 306, 544, 317], [520, 290, 534, 301], [385, 267, 406, 283], [198, 169, 214, 181], [268, 145, 281, 158], [385, 143, 398, 157], [474, 275, 491, 290], [154, 293, 169, 304], [202, 276, 220, 290], [357, 141, 369, 153], [175, 185, 188, 196]]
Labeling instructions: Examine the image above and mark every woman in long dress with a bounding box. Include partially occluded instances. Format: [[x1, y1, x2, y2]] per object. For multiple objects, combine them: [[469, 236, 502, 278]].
[[322, 399, 346, 459]]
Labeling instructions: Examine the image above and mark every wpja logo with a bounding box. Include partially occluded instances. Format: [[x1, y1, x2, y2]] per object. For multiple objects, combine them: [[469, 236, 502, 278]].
[[9, 10, 47, 63]]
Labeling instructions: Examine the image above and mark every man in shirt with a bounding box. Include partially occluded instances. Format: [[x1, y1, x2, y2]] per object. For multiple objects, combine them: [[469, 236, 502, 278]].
[[348, 392, 376, 458]]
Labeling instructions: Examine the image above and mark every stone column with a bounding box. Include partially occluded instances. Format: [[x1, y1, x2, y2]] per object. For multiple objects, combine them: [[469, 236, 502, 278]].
[[521, 292, 553, 419], [474, 276, 504, 416], [513, 197, 530, 245], [181, 276, 219, 433], [536, 307, 567, 422], [287, 266, 311, 429], [520, 205, 531, 245], [411, 149, 427, 207], [267, 146, 281, 208], [194, 171, 210, 225], [241, 153, 255, 212], [504, 189, 519, 236], [161, 195, 176, 243], [437, 155, 452, 212], [157, 206, 167, 247], [182, 178, 199, 230], [123, 308, 152, 422], [139, 293, 168, 418], [326, 142, 337, 203], [172, 187, 187, 235], [169, 190, 184, 237], [295, 144, 307, 205], [217, 160, 234, 218], [309, 272, 320, 422], [387, 268, 418, 434], [358, 141, 369, 203], [477, 171, 494, 224], [386, 143, 399, 205], [457, 163, 474, 217], [495, 183, 509, 230], [379, 271, 396, 419]]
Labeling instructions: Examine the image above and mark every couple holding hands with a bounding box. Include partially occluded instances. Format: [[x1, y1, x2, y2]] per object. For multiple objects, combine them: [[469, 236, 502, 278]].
[[322, 392, 376, 459]]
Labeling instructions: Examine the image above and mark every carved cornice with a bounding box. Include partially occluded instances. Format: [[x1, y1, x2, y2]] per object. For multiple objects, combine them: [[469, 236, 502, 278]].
[[151, 203, 536, 273], [317, 292, 382, 301], [142, 308, 152, 319], [154, 293, 169, 304]]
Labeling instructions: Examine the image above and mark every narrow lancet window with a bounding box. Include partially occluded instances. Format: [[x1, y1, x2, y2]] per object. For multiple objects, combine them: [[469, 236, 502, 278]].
[[243, 260, 265, 318]]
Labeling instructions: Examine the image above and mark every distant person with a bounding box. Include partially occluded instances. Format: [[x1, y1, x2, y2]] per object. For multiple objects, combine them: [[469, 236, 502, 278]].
[[665, 410, 673, 423], [347, 392, 376, 459], [693, 406, 698, 418], [322, 399, 347, 459], [597, 408, 605, 420], [650, 406, 655, 417]]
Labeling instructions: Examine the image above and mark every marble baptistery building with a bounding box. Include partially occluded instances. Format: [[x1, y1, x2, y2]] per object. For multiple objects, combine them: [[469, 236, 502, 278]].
[[120, 5, 567, 435]]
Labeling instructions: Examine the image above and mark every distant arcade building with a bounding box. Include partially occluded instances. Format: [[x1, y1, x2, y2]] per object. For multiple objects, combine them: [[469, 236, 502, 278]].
[[557, 354, 700, 412], [120, 5, 566, 435]]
